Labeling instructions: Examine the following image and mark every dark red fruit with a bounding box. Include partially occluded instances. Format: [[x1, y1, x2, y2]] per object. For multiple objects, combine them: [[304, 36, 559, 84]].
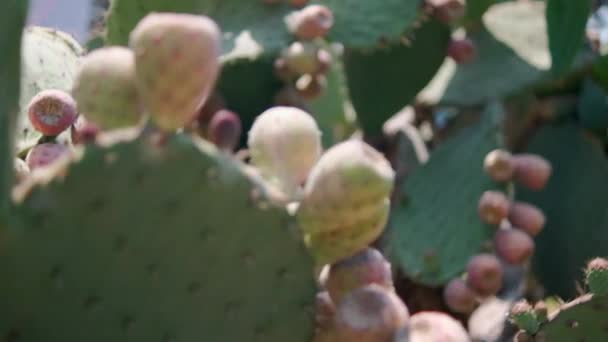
[[494, 229, 535, 265], [28, 89, 78, 136], [466, 254, 503, 297], [512, 154, 552, 190], [427, 0, 466, 24], [289, 4, 334, 40], [484, 149, 514, 182], [478, 191, 510, 225], [443, 278, 477, 314], [448, 38, 477, 64], [207, 109, 242, 151], [508, 202, 546, 236]]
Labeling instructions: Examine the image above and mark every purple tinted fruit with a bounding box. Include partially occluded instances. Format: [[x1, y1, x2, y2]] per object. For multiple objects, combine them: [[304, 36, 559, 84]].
[[512, 154, 552, 190], [207, 109, 242, 151], [25, 143, 71, 171], [448, 38, 477, 64], [287, 5, 334, 40], [478, 191, 510, 225], [28, 89, 78, 136], [408, 311, 470, 342], [466, 254, 503, 297], [508, 202, 546, 236], [427, 0, 466, 24], [494, 229, 535, 265], [443, 278, 477, 314]]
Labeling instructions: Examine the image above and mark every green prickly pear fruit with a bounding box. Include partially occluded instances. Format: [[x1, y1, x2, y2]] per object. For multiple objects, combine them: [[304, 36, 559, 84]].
[[466, 254, 503, 297], [509, 300, 539, 334], [585, 257, 608, 296], [408, 311, 470, 342], [478, 190, 510, 225], [334, 284, 409, 342], [248, 106, 322, 196], [295, 74, 327, 100], [325, 247, 394, 305], [25, 143, 71, 171], [494, 229, 535, 265], [28, 89, 78, 136], [72, 47, 142, 130], [483, 149, 514, 182], [296, 139, 395, 265], [512, 154, 552, 190], [448, 38, 477, 64], [129, 13, 222, 131], [508, 202, 546, 236], [282, 42, 324, 75], [286, 4, 334, 41], [207, 109, 242, 152], [443, 278, 477, 314], [14, 158, 30, 183]]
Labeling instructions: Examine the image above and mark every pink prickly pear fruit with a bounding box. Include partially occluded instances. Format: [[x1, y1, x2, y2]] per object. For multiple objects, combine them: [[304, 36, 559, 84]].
[[282, 42, 324, 75], [286, 4, 334, 41], [448, 38, 477, 64], [315, 291, 336, 331], [478, 190, 510, 225], [408, 311, 471, 342], [72, 47, 142, 130], [334, 284, 409, 342], [247, 106, 322, 197], [494, 229, 535, 265], [512, 154, 552, 190], [71, 115, 100, 145], [296, 140, 395, 265], [207, 109, 242, 152], [585, 257, 608, 296], [508, 202, 546, 236], [25, 143, 71, 171], [326, 247, 394, 305], [427, 0, 466, 24], [295, 74, 327, 100], [483, 149, 514, 182], [14, 158, 30, 183], [27, 89, 78, 136], [443, 278, 478, 314], [129, 13, 222, 131], [466, 253, 503, 297]]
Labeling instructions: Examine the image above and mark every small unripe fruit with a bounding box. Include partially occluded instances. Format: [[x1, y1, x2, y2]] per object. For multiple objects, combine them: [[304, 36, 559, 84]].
[[326, 248, 394, 305], [408, 311, 470, 342], [428, 0, 466, 24], [282, 41, 323, 75], [25, 143, 70, 171], [494, 229, 535, 265], [483, 149, 514, 182], [71, 116, 100, 145], [443, 278, 477, 314], [334, 285, 409, 342], [466, 254, 503, 297], [287, 5, 334, 41], [508, 202, 546, 236], [509, 300, 539, 334], [478, 191, 510, 225], [27, 89, 78, 136], [295, 74, 327, 100], [585, 257, 608, 296], [207, 109, 242, 152], [448, 38, 477, 64], [512, 154, 552, 190], [14, 158, 30, 183]]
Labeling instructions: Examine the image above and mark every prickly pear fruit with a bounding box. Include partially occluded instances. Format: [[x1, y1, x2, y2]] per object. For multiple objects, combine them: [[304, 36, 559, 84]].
[[448, 38, 477, 64], [282, 42, 324, 75], [443, 278, 477, 314], [478, 190, 510, 225], [296, 139, 395, 265], [207, 109, 242, 152], [71, 115, 100, 145], [509, 300, 539, 334], [334, 284, 409, 342], [27, 89, 78, 136], [428, 0, 466, 24], [248, 106, 322, 196], [508, 202, 546, 236], [512, 154, 552, 190], [295, 74, 327, 100], [315, 291, 336, 330], [14, 158, 30, 183], [466, 254, 503, 297], [325, 248, 394, 305], [483, 149, 514, 182], [585, 257, 608, 296], [25, 143, 70, 171], [494, 229, 535, 265], [129, 13, 222, 131], [286, 4, 334, 41], [408, 311, 471, 342]]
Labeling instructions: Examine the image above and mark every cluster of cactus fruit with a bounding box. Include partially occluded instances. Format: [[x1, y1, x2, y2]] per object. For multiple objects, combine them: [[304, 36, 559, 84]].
[[4, 0, 608, 341]]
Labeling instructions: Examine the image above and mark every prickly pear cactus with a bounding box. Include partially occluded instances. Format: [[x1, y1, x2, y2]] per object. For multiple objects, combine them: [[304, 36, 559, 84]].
[[536, 294, 608, 341]]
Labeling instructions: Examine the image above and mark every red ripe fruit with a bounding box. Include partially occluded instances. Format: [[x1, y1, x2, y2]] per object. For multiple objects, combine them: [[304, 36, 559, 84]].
[[443, 278, 477, 314], [466, 254, 503, 297], [448, 38, 477, 64], [494, 229, 535, 265], [25, 143, 71, 171], [512, 154, 552, 190], [288, 5, 334, 41], [478, 191, 510, 225], [427, 0, 466, 24], [207, 110, 242, 151], [28, 89, 78, 136], [508, 202, 546, 236]]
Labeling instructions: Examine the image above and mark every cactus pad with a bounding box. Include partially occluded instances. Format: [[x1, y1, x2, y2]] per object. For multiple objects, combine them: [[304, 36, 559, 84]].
[[0, 135, 316, 341], [537, 294, 608, 341]]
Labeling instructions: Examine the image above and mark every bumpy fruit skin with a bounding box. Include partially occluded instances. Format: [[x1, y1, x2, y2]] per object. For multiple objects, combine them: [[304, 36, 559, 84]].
[[512, 154, 552, 190], [443, 278, 477, 314], [296, 140, 395, 265], [25, 143, 70, 171], [508, 202, 546, 236], [207, 109, 242, 152], [72, 47, 142, 130], [408, 311, 470, 342], [248, 106, 322, 196], [466, 254, 503, 297], [585, 257, 608, 296], [282, 42, 323, 75], [334, 284, 409, 342], [129, 13, 222, 131], [509, 300, 539, 334], [326, 248, 394, 305], [14, 158, 30, 183], [484, 149, 514, 182], [28, 89, 78, 136], [448, 38, 477, 64], [287, 5, 334, 41], [478, 190, 510, 225]]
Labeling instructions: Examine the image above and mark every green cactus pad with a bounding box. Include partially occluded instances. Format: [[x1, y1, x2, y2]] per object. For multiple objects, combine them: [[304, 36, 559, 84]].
[[383, 102, 506, 286], [344, 18, 450, 136], [17, 26, 83, 153], [0, 135, 316, 341], [577, 78, 608, 131], [517, 123, 608, 298], [537, 294, 608, 341]]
